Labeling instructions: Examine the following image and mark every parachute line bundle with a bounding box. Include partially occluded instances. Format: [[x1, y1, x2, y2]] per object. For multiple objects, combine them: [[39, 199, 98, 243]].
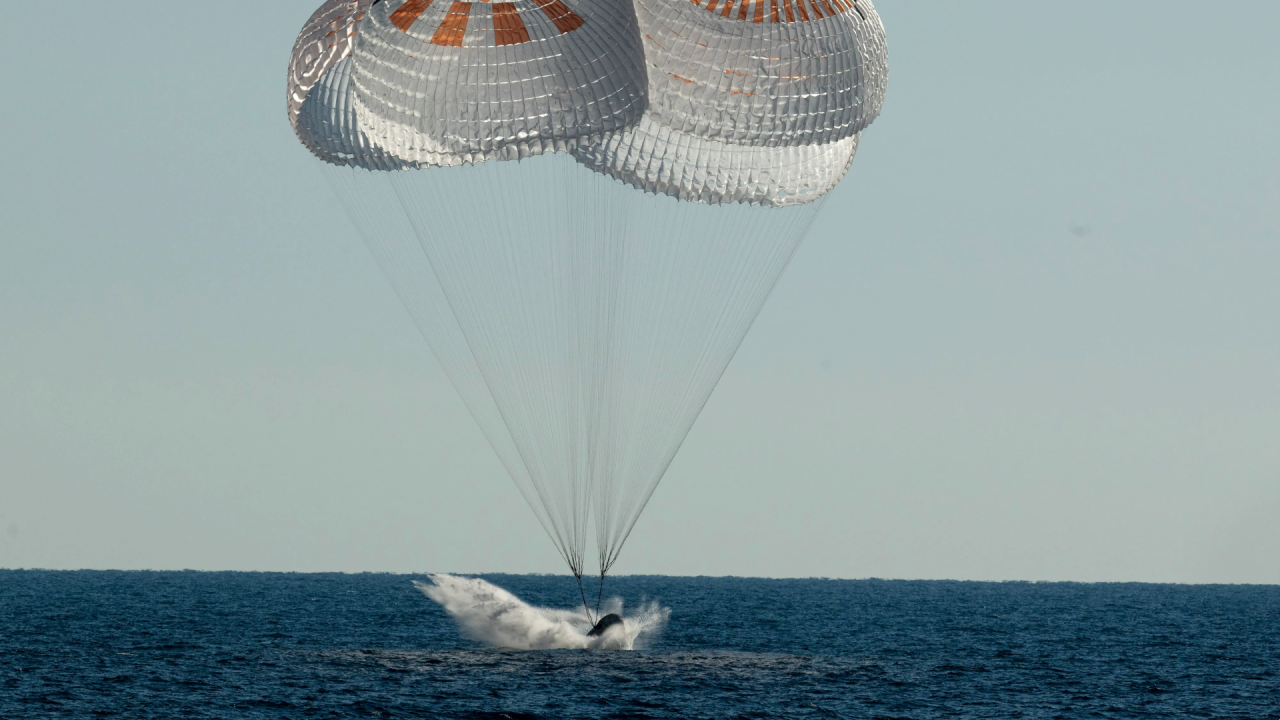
[[288, 0, 887, 616]]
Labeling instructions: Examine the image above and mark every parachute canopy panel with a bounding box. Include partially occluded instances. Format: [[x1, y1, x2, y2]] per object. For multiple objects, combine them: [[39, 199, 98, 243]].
[[351, 0, 650, 166], [632, 0, 888, 147], [570, 0, 887, 205], [289, 0, 407, 169], [574, 117, 860, 207], [287, 0, 372, 133]]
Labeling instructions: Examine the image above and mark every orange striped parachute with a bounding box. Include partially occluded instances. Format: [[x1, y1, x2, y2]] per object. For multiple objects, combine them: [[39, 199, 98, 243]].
[[287, 0, 887, 615]]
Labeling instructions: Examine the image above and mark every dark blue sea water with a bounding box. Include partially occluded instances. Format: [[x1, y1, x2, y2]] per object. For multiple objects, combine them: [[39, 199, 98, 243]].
[[1, 571, 1277, 718]]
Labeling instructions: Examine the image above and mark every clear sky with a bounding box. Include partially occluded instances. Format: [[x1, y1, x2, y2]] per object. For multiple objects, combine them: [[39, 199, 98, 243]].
[[1, 1, 1277, 582]]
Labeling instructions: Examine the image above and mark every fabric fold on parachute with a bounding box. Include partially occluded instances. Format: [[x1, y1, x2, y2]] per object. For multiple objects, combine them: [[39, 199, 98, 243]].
[[296, 56, 409, 170], [288, 0, 371, 137], [351, 0, 650, 166], [575, 115, 859, 207], [288, 0, 406, 169], [632, 0, 887, 147]]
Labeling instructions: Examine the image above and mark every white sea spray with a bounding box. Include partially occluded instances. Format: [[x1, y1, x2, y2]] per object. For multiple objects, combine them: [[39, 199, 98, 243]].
[[414, 574, 669, 650]]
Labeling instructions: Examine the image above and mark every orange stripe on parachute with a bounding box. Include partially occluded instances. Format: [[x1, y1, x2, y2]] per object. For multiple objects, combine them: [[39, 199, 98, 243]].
[[533, 0, 585, 33], [431, 1, 470, 46], [491, 3, 530, 45], [689, 0, 843, 22], [391, 0, 432, 31]]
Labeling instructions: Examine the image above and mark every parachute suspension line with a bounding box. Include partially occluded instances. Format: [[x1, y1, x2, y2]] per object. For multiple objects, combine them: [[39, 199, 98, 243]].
[[589, 187, 829, 577], [594, 571, 606, 620], [367, 154, 827, 586], [390, 157, 606, 575], [575, 573, 595, 626], [326, 163, 581, 571], [326, 163, 599, 581]]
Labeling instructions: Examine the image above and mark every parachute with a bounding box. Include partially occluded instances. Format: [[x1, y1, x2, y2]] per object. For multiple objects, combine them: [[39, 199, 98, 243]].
[[287, 0, 887, 618]]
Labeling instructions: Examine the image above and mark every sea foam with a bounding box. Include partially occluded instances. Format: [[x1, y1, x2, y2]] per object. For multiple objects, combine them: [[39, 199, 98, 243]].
[[414, 573, 668, 650]]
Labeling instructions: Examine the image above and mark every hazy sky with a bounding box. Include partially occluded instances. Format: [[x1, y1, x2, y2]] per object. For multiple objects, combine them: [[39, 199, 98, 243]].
[[2, 1, 1277, 583]]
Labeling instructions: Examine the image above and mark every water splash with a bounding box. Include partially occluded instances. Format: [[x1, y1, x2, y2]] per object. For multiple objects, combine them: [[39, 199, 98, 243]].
[[414, 574, 669, 650]]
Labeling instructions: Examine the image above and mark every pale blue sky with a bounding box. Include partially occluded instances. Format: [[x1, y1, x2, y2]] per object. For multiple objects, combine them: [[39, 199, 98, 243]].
[[1, 1, 1277, 582]]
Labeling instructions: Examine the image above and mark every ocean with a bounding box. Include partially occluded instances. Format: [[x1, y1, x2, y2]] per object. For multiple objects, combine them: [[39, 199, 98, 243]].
[[1, 570, 1277, 718]]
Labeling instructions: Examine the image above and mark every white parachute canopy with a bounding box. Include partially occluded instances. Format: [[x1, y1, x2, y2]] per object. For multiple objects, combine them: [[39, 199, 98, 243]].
[[288, 0, 887, 599]]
